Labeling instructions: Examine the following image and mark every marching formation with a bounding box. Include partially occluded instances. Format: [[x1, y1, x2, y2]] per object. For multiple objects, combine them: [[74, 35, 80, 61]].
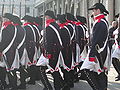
[[0, 3, 120, 90]]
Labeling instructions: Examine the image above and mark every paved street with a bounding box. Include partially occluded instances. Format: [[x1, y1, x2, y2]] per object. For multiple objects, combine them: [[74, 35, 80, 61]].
[[15, 66, 120, 90]]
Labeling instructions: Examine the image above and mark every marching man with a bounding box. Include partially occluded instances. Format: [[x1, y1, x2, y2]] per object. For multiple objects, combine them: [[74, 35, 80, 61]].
[[80, 3, 110, 90]]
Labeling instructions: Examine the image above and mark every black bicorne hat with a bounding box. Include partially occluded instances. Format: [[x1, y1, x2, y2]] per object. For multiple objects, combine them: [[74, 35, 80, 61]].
[[34, 16, 43, 25], [11, 15, 22, 25], [22, 15, 34, 23], [44, 10, 56, 19], [65, 13, 77, 21], [88, 3, 109, 14], [3, 13, 13, 20], [56, 14, 66, 23], [76, 16, 87, 24]]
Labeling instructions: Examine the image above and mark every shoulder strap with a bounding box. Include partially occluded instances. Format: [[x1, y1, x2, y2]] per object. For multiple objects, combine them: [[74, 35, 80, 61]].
[[68, 23, 75, 40], [49, 24, 62, 46], [33, 25, 41, 39], [17, 28, 26, 49], [97, 19, 109, 53], [27, 24, 36, 42], [0, 26, 5, 42]]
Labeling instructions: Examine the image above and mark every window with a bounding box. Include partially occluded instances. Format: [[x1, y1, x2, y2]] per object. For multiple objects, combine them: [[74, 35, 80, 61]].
[[26, 7, 30, 13]]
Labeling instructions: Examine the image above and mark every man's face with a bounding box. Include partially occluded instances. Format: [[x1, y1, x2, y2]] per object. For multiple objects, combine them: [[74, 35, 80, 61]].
[[3, 18, 9, 22], [45, 15, 50, 21], [92, 9, 100, 16]]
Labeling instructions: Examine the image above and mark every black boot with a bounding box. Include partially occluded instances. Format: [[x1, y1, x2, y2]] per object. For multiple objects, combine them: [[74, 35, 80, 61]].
[[83, 69, 101, 90], [7, 70, 18, 90], [27, 65, 36, 85], [17, 67, 27, 89], [35, 66, 41, 81], [40, 66, 53, 90], [51, 71, 64, 90], [0, 67, 7, 89], [112, 58, 120, 81]]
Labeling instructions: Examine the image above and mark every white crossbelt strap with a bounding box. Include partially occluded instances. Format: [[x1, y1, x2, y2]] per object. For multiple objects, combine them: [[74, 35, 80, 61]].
[[33, 25, 41, 39], [68, 23, 75, 40], [0, 26, 5, 42], [49, 24, 62, 46], [17, 29, 26, 49], [2, 27, 17, 54], [64, 26, 71, 38], [28, 24, 36, 42], [79, 24, 86, 39], [64, 26, 71, 43], [97, 19, 109, 53]]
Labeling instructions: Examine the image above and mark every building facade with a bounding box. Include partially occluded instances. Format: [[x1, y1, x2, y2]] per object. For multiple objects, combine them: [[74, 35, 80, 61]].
[[35, 0, 120, 24], [0, 0, 35, 18]]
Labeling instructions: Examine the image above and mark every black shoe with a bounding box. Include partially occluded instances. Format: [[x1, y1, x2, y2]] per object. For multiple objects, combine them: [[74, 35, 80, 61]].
[[115, 77, 120, 81], [62, 85, 70, 90], [9, 87, 18, 90], [69, 82, 74, 88], [27, 80, 35, 85], [115, 75, 120, 78], [74, 78, 79, 83], [43, 87, 53, 90], [17, 84, 26, 89]]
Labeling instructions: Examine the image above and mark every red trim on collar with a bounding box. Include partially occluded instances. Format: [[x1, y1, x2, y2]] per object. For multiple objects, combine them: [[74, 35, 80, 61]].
[[75, 22, 83, 26], [65, 22, 68, 25], [67, 19, 71, 23], [67, 20, 72, 23], [34, 22, 39, 26], [23, 22, 33, 26], [59, 23, 66, 28], [13, 24, 19, 26], [2, 21, 13, 28], [46, 19, 55, 27], [67, 20, 77, 25], [95, 14, 105, 22]]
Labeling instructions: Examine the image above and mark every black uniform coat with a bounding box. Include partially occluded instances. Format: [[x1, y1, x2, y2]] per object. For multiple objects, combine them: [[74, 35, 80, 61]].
[[89, 14, 109, 70], [66, 21, 76, 67], [0, 21, 17, 70], [58, 23, 72, 70], [44, 19, 61, 72], [23, 23, 36, 65], [75, 22, 86, 54]]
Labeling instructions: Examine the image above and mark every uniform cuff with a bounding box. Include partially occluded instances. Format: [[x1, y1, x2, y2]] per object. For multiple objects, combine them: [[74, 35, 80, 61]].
[[89, 57, 96, 62], [44, 54, 52, 59], [118, 46, 120, 48], [0, 53, 3, 56]]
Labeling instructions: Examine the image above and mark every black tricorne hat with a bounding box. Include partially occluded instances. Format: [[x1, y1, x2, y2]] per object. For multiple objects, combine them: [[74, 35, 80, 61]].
[[88, 3, 109, 14], [3, 13, 13, 20], [22, 15, 34, 23], [65, 13, 77, 21], [34, 16, 43, 25], [44, 10, 56, 19], [11, 15, 22, 25], [76, 16, 87, 24], [56, 14, 66, 23]]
